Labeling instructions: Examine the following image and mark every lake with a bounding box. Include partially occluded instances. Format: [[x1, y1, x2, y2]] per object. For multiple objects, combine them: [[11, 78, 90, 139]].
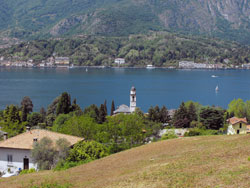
[[0, 67, 250, 112]]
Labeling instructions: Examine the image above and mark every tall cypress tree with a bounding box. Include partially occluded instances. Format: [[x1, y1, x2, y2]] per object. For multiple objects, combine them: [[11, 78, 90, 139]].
[[99, 104, 106, 123], [56, 92, 71, 115], [21, 96, 33, 122], [104, 100, 107, 115], [111, 100, 115, 116]]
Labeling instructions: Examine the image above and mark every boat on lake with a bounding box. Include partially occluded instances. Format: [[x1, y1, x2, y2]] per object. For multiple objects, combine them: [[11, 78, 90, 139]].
[[211, 75, 218, 78], [146, 65, 155, 69], [215, 85, 219, 92]]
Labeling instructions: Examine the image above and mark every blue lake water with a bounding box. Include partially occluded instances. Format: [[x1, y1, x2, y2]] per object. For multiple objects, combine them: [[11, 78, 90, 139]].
[[1, 67, 250, 112]]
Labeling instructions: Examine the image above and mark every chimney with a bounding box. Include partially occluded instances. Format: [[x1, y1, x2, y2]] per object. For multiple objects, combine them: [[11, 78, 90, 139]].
[[3, 133, 8, 140], [26, 126, 31, 132]]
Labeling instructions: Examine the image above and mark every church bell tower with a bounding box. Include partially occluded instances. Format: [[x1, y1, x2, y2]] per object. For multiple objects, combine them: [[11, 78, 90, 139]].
[[130, 86, 136, 112]]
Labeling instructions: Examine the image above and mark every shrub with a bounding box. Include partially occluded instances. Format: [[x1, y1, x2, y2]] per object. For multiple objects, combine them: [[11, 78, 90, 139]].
[[68, 140, 109, 162], [184, 128, 219, 137], [161, 130, 178, 140], [248, 157, 250, 161], [20, 168, 36, 175], [54, 160, 86, 171]]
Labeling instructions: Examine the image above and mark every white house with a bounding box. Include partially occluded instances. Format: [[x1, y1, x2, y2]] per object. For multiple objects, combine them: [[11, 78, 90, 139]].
[[227, 117, 248, 135], [114, 58, 125, 65], [113, 86, 137, 115], [0, 129, 83, 174]]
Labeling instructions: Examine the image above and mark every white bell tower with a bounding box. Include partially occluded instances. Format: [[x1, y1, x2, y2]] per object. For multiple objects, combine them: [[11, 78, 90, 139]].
[[130, 86, 136, 112]]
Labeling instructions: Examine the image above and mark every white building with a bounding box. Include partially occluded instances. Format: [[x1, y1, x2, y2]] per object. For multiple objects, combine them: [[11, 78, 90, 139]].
[[113, 86, 137, 115], [114, 58, 125, 65], [0, 129, 83, 174]]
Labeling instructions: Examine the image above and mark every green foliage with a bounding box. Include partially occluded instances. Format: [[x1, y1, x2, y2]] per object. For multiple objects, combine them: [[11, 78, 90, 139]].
[[148, 105, 170, 123], [21, 96, 33, 122], [173, 102, 190, 128], [161, 130, 178, 140], [56, 92, 71, 116], [31, 137, 58, 170], [199, 107, 225, 130], [53, 160, 84, 171], [20, 168, 36, 175], [52, 115, 97, 140], [184, 128, 219, 137], [0, 104, 26, 137], [68, 141, 109, 162], [27, 112, 43, 127], [110, 100, 115, 116], [228, 99, 246, 118], [1, 32, 249, 67]]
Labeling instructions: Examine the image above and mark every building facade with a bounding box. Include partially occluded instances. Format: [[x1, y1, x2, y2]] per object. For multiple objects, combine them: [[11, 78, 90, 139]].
[[227, 117, 248, 135], [0, 129, 83, 174]]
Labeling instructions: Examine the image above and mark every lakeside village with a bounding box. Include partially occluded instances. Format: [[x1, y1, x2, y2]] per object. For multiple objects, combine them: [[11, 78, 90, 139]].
[[0, 86, 250, 177], [1, 55, 250, 69]]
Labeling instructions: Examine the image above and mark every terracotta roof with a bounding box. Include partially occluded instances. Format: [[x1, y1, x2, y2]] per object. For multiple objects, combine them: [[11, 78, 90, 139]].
[[227, 117, 248, 125], [0, 129, 83, 150]]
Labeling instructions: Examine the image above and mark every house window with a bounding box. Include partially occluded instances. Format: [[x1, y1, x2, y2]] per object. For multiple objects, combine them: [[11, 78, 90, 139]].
[[7, 154, 13, 163], [240, 123, 242, 129]]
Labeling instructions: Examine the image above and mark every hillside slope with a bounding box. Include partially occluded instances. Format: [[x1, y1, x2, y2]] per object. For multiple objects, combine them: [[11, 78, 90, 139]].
[[0, 0, 249, 44], [1, 135, 250, 188]]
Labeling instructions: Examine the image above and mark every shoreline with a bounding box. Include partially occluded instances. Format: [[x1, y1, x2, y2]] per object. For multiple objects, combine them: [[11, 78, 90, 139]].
[[0, 65, 248, 71]]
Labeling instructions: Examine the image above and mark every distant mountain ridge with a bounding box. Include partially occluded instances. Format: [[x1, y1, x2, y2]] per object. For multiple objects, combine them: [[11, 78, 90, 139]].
[[0, 0, 249, 44]]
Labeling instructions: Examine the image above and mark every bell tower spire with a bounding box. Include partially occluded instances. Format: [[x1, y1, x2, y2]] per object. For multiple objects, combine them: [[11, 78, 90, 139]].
[[130, 86, 136, 112]]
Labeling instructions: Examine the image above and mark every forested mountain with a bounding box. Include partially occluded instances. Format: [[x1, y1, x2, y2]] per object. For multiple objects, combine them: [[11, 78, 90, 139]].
[[1, 32, 249, 67], [0, 0, 249, 44]]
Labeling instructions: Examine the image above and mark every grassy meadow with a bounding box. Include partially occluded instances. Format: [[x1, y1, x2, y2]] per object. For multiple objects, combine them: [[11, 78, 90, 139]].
[[0, 134, 250, 188]]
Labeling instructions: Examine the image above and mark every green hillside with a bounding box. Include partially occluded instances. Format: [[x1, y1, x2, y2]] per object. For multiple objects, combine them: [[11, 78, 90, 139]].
[[1, 32, 249, 67], [0, 0, 249, 44], [1, 135, 250, 188]]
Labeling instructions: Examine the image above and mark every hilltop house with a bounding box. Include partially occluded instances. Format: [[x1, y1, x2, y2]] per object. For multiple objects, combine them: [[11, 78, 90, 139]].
[[227, 117, 248, 135], [113, 86, 137, 115], [0, 129, 83, 174]]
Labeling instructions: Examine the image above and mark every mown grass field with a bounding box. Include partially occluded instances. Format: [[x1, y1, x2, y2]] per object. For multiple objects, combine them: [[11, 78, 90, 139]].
[[1, 135, 250, 188]]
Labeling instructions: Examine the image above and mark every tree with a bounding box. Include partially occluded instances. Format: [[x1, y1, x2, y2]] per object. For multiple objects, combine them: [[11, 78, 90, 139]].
[[31, 137, 57, 170], [71, 98, 82, 114], [56, 138, 71, 162], [173, 102, 190, 128], [188, 102, 197, 122], [160, 105, 171, 123], [27, 112, 43, 127], [39, 107, 46, 122], [67, 141, 109, 162], [199, 107, 225, 130], [56, 92, 71, 115], [99, 104, 107, 123], [104, 100, 107, 116], [110, 100, 115, 116], [227, 99, 246, 118], [84, 104, 99, 122], [21, 96, 33, 122], [47, 96, 60, 115]]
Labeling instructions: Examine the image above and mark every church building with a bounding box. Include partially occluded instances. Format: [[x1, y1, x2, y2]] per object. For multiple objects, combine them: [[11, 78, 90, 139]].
[[113, 86, 137, 115]]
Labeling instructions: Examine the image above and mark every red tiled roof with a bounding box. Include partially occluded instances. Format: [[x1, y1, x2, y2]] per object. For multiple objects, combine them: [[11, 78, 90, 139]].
[[227, 117, 247, 125]]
